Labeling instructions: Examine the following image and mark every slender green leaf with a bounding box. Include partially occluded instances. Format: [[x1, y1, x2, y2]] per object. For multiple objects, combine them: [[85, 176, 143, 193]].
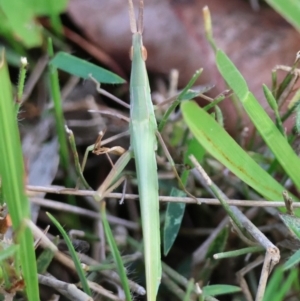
[[265, 0, 300, 31], [216, 50, 300, 191], [202, 284, 241, 297], [181, 101, 298, 209], [215, 51, 248, 100], [0, 49, 39, 300], [50, 52, 126, 84]]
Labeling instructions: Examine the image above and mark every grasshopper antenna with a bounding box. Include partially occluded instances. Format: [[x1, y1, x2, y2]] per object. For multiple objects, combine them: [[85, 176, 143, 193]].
[[128, 0, 137, 33], [137, 0, 144, 34]]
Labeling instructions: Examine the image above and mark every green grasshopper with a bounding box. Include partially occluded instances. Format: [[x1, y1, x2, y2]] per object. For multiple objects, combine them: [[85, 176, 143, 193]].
[[90, 0, 195, 298], [90, 0, 161, 299], [127, 0, 161, 299]]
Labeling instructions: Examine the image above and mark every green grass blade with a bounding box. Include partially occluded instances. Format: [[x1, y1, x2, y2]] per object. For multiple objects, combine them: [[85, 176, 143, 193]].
[[216, 50, 300, 191], [100, 202, 132, 301], [50, 52, 126, 84], [263, 267, 297, 301], [47, 212, 92, 296], [0, 49, 39, 300], [202, 284, 241, 297], [181, 102, 290, 200], [265, 0, 300, 30], [181, 101, 299, 209], [163, 188, 186, 256], [284, 249, 300, 270]]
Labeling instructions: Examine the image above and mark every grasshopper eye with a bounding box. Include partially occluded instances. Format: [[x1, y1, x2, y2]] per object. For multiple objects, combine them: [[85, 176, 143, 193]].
[[130, 46, 133, 61], [141, 46, 147, 61]]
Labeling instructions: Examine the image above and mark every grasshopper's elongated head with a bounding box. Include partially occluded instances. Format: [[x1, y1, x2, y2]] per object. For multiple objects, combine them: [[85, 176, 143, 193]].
[[128, 0, 150, 93], [130, 34, 147, 62]]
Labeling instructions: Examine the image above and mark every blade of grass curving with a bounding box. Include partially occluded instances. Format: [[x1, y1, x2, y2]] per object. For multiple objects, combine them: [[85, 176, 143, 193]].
[[0, 49, 39, 300], [100, 201, 132, 300], [265, 0, 300, 31], [181, 101, 299, 212], [50, 52, 126, 84], [216, 50, 300, 191], [46, 212, 92, 296]]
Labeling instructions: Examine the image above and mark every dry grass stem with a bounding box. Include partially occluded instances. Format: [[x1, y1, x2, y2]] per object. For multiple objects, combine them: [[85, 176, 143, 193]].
[[38, 274, 92, 301], [26, 185, 298, 208], [30, 197, 138, 230]]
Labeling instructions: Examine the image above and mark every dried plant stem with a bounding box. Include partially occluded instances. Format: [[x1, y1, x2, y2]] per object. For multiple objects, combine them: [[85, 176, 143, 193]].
[[30, 197, 138, 230], [27, 185, 298, 208], [38, 274, 92, 301], [189, 155, 280, 301]]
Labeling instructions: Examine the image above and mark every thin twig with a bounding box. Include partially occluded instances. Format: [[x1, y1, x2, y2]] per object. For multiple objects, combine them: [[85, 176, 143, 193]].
[[89, 109, 130, 123], [30, 197, 138, 230], [38, 274, 92, 301], [26, 185, 299, 208], [236, 256, 264, 301], [89, 75, 130, 109]]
